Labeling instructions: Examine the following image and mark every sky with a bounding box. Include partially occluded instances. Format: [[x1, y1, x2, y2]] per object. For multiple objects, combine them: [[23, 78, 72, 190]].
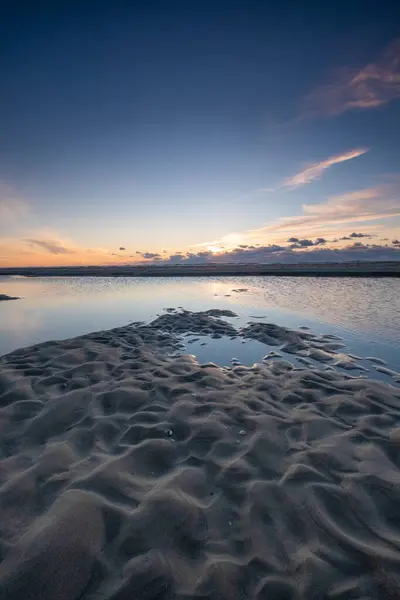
[[0, 0, 400, 266]]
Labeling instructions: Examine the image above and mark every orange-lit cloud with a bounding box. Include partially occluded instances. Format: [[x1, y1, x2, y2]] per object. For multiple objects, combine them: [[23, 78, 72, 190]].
[[195, 184, 400, 250], [1, 182, 399, 267], [25, 238, 76, 255], [248, 186, 400, 237], [304, 38, 400, 116], [0, 235, 141, 267], [283, 147, 368, 188]]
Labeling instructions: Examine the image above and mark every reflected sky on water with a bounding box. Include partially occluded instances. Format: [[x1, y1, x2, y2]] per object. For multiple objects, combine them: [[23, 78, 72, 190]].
[[1, 275, 399, 382]]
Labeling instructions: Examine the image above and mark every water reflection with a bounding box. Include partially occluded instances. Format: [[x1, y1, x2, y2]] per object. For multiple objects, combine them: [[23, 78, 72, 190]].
[[1, 276, 399, 375], [206, 277, 400, 343]]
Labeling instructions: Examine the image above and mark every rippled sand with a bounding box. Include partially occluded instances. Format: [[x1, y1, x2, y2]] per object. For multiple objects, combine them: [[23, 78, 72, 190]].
[[1, 310, 400, 599]]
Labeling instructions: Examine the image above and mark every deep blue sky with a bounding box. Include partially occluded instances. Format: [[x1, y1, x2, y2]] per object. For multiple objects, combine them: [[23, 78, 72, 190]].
[[1, 0, 399, 265]]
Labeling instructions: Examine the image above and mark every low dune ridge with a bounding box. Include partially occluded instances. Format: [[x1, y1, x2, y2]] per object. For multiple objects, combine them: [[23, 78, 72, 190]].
[[1, 312, 400, 599]]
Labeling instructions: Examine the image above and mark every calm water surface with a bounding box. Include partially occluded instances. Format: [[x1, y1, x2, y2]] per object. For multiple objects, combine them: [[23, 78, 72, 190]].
[[1, 276, 399, 379]]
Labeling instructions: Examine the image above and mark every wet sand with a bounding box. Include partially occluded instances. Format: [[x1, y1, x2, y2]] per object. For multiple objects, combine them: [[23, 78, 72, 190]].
[[1, 310, 400, 599]]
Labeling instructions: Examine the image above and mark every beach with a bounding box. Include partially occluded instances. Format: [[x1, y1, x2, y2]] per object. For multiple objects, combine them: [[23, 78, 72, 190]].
[[2, 1, 400, 597], [1, 309, 400, 599]]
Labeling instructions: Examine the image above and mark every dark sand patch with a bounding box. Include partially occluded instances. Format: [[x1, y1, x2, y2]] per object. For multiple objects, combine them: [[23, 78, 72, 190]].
[[150, 309, 238, 337]]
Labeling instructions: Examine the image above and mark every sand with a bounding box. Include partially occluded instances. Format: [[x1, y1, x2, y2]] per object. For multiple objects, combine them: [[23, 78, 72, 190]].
[[1, 310, 400, 599]]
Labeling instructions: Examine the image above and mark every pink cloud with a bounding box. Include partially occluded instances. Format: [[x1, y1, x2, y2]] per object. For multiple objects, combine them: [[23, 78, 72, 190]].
[[249, 186, 400, 236], [304, 39, 400, 116], [284, 147, 368, 188], [25, 239, 76, 255]]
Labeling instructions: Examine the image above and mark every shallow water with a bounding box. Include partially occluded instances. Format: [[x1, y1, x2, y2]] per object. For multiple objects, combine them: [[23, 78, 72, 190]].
[[1, 275, 399, 380]]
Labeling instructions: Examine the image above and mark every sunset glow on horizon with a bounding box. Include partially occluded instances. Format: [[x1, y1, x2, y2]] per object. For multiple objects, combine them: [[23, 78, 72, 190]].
[[0, 2, 399, 268]]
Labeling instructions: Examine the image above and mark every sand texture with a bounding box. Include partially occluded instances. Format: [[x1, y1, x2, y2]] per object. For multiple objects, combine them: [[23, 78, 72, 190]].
[[1, 311, 400, 599]]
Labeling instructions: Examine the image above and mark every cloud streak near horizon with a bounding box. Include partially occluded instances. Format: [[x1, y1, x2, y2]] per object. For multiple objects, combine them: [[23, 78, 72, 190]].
[[247, 185, 400, 238], [157, 241, 400, 266], [1, 225, 399, 268], [25, 239, 76, 255], [195, 183, 400, 251]]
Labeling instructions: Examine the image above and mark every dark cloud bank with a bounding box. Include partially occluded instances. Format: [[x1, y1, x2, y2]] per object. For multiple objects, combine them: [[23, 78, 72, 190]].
[[132, 233, 400, 265], [138, 244, 400, 266]]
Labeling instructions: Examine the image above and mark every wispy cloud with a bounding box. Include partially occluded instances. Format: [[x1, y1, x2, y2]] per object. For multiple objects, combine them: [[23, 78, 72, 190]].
[[283, 147, 368, 188], [223, 147, 369, 202], [304, 38, 400, 117], [251, 186, 400, 235], [195, 184, 400, 251], [1, 234, 145, 267], [25, 238, 76, 255]]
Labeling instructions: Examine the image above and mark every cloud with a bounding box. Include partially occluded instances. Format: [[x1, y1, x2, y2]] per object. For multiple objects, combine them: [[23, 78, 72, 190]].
[[393, 239, 400, 245], [25, 238, 76, 255], [283, 148, 368, 188], [192, 148, 370, 228], [289, 239, 314, 248], [242, 148, 368, 198], [193, 183, 399, 255], [167, 254, 185, 262], [119, 247, 126, 251], [348, 242, 365, 248], [2, 233, 164, 267], [247, 186, 400, 236], [157, 243, 400, 266], [349, 232, 373, 238], [287, 237, 327, 249], [136, 252, 161, 259], [304, 38, 400, 117], [339, 232, 373, 240], [164, 245, 289, 265]]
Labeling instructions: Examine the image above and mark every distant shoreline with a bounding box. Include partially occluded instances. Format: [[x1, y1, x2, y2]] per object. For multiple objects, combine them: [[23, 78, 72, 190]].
[[1, 261, 400, 277]]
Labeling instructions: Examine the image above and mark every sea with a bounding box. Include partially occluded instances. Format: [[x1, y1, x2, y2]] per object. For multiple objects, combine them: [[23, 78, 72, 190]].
[[1, 275, 399, 384]]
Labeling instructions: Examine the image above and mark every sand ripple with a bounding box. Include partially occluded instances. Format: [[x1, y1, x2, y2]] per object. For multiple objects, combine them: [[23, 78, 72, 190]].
[[1, 314, 400, 599]]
